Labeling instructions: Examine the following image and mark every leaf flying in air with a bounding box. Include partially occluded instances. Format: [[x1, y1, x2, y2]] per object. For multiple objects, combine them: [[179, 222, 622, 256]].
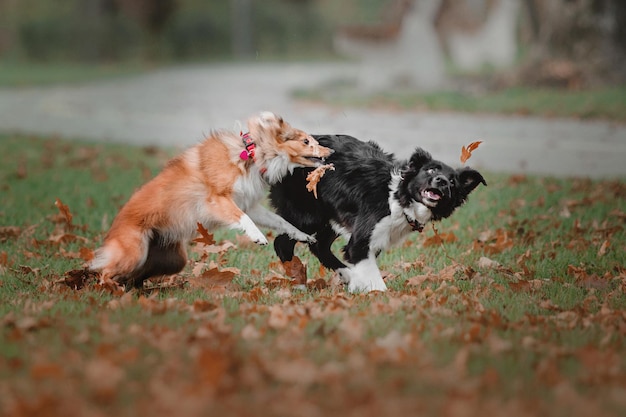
[[306, 164, 335, 199], [460, 141, 483, 164], [193, 223, 216, 246]]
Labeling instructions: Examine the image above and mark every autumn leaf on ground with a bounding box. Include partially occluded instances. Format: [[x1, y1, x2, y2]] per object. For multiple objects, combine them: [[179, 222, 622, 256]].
[[193, 223, 215, 246], [423, 232, 458, 247], [188, 266, 238, 291], [59, 268, 99, 290], [282, 256, 307, 285], [460, 140, 483, 164], [0, 226, 21, 242], [54, 198, 74, 229], [306, 163, 334, 199]]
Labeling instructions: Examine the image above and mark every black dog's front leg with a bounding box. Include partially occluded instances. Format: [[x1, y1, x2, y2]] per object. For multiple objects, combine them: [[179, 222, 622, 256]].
[[274, 233, 297, 263], [274, 227, 346, 271], [308, 225, 346, 270]]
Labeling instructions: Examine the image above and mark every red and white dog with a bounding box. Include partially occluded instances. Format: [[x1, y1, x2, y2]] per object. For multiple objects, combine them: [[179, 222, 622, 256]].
[[90, 112, 332, 289]]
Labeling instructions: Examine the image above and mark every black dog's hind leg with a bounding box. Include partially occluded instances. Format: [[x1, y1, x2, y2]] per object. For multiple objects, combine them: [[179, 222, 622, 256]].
[[308, 225, 346, 270]]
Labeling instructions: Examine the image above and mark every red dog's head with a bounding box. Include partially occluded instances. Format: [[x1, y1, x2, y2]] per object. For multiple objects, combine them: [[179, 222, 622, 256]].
[[248, 111, 333, 168]]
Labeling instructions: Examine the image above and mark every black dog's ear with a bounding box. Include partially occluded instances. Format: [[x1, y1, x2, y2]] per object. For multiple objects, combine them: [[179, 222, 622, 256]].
[[409, 148, 432, 170], [458, 167, 487, 195]]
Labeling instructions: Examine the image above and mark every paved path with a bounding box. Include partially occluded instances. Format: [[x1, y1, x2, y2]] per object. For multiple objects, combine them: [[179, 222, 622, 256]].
[[0, 62, 624, 178]]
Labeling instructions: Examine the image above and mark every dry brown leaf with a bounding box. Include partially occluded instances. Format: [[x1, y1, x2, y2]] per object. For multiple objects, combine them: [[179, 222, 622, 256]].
[[60, 268, 99, 290], [0, 226, 21, 241], [423, 232, 457, 247], [188, 266, 237, 291], [460, 140, 483, 164], [597, 239, 610, 257], [477, 256, 501, 269], [193, 223, 215, 246], [54, 198, 73, 229], [282, 256, 307, 285], [306, 163, 335, 199], [268, 305, 289, 329]]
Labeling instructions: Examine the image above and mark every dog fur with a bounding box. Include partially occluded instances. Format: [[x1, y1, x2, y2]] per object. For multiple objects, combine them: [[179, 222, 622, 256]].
[[270, 134, 486, 293], [90, 112, 332, 289]]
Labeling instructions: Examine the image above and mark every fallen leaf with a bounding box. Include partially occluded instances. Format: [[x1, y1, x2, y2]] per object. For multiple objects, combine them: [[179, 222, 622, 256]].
[[477, 256, 500, 269], [269, 358, 318, 386], [188, 266, 237, 291], [48, 232, 89, 245], [460, 140, 483, 164], [60, 268, 99, 290], [0, 226, 21, 241], [306, 163, 334, 199], [54, 198, 73, 229], [265, 275, 292, 290], [423, 232, 457, 247], [307, 278, 328, 291], [282, 256, 307, 285], [268, 305, 289, 329], [193, 299, 218, 313], [193, 223, 215, 246], [597, 239, 610, 257], [30, 363, 64, 380], [85, 358, 125, 402]]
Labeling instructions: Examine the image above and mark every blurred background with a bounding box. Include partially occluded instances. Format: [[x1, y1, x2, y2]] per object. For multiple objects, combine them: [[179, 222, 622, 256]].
[[1, 0, 625, 178], [1, 0, 625, 88]]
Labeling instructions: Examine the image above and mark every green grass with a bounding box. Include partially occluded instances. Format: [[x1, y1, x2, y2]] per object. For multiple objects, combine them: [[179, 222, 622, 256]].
[[293, 82, 626, 122], [1, 134, 625, 416], [0, 61, 151, 88]]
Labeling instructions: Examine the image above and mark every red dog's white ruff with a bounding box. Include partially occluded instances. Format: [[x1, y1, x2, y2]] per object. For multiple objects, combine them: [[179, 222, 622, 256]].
[[90, 112, 332, 289]]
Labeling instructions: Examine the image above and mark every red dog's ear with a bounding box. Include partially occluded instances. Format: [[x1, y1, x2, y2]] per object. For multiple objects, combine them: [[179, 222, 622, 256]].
[[458, 167, 487, 194]]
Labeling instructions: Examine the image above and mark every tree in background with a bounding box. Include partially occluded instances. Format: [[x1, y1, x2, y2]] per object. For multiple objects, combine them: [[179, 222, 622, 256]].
[[519, 0, 626, 87]]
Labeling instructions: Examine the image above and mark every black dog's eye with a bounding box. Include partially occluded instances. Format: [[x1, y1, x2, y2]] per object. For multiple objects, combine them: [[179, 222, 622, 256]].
[[427, 168, 436, 175]]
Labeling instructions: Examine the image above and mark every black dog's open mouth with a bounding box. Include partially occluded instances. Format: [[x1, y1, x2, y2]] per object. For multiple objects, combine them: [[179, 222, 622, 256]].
[[421, 188, 442, 206]]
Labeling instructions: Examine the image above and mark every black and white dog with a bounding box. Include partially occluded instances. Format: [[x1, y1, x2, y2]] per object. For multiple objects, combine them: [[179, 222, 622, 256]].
[[269, 134, 486, 292]]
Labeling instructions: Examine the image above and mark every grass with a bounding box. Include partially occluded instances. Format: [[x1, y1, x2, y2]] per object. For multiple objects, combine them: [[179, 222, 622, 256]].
[[1, 134, 625, 416], [0, 61, 152, 88], [293, 81, 626, 122]]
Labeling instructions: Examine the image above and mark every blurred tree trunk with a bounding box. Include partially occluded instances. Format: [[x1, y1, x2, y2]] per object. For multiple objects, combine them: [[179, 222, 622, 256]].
[[0, 0, 18, 56], [231, 0, 254, 59], [118, 0, 177, 59], [521, 0, 626, 86]]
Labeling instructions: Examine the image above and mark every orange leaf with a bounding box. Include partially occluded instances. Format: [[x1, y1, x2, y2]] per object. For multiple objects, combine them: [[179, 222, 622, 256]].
[[460, 140, 483, 164], [188, 266, 236, 291], [54, 198, 73, 228], [282, 256, 307, 285], [306, 163, 334, 199], [0, 226, 21, 241], [423, 232, 457, 247], [193, 223, 215, 245]]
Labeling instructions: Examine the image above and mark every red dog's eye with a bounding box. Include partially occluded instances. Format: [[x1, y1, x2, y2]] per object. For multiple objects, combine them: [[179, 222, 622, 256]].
[[304, 138, 309, 145]]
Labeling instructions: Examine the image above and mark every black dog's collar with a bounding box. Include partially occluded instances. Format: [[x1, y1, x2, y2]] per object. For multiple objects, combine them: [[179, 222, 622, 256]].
[[405, 214, 424, 232]]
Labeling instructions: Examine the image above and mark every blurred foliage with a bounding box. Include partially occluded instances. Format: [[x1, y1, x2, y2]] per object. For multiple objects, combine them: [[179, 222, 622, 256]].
[[0, 0, 340, 63]]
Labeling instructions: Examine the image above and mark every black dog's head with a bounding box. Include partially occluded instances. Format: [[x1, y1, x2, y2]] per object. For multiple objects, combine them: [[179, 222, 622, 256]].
[[397, 148, 486, 221]]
